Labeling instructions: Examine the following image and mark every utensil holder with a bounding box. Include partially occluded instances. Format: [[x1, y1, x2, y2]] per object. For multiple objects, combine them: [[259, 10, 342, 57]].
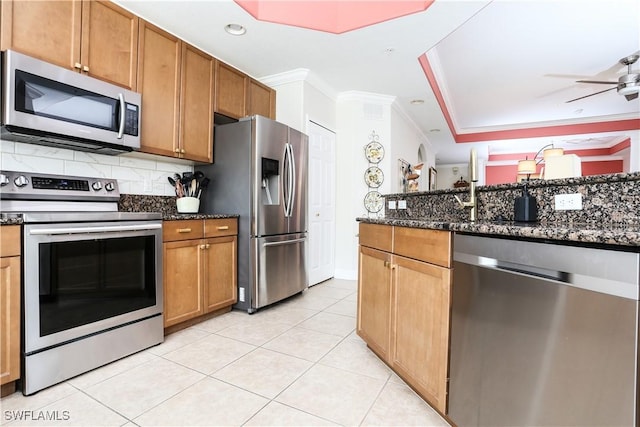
[[176, 197, 200, 213]]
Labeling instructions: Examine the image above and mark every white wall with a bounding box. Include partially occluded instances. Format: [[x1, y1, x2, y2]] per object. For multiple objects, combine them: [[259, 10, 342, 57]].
[[436, 163, 470, 190], [390, 103, 435, 193], [0, 140, 191, 196], [262, 68, 337, 134]]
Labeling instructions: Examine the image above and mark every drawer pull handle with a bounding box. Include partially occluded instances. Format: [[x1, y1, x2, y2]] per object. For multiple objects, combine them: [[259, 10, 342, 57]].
[[216, 226, 229, 230], [177, 228, 192, 233]]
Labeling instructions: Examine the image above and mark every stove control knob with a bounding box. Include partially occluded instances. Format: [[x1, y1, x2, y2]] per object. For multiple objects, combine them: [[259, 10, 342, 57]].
[[91, 181, 103, 191], [105, 182, 115, 192], [0, 174, 9, 186], [14, 175, 29, 188]]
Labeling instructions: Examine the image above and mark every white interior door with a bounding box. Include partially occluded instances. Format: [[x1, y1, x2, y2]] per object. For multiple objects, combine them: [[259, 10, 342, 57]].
[[307, 121, 336, 286]]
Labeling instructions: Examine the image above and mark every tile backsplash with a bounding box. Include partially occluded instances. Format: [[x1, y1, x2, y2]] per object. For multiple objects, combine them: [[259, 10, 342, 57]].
[[0, 141, 193, 196]]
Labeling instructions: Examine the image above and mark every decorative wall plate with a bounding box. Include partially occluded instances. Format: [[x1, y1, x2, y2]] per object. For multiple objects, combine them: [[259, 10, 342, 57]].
[[364, 166, 384, 188], [364, 191, 383, 213], [365, 141, 384, 163]]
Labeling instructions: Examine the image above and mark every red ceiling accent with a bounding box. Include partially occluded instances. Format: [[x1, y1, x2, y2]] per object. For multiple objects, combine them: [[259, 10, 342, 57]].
[[488, 142, 631, 162], [234, 1, 434, 34], [418, 54, 640, 143], [610, 138, 631, 154]]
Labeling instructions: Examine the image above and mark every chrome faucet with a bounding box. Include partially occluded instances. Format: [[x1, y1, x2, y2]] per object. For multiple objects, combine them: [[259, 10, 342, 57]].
[[455, 148, 478, 221]]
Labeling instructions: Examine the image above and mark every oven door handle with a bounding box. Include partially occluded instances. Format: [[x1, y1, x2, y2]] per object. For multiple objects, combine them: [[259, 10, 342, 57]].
[[29, 223, 162, 235]]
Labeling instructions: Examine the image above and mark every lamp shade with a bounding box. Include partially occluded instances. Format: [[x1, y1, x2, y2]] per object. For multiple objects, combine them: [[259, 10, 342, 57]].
[[543, 147, 564, 161], [517, 159, 537, 175]]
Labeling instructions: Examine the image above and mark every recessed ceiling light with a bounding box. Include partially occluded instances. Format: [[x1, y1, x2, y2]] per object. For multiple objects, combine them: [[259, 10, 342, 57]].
[[410, 99, 424, 105], [224, 24, 246, 36], [573, 108, 584, 114]]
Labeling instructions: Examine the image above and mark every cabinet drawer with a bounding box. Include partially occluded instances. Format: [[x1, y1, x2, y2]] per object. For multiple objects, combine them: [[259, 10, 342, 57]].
[[204, 218, 238, 238], [163, 220, 204, 242], [359, 223, 392, 252], [393, 227, 451, 268], [0, 226, 21, 257]]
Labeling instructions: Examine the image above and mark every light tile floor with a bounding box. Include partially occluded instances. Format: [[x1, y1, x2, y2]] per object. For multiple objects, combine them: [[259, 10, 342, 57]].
[[1, 279, 450, 427]]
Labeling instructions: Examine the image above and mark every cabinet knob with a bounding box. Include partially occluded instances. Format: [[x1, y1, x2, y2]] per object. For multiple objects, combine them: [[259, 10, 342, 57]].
[[74, 62, 82, 70], [82, 65, 90, 73], [174, 148, 180, 153], [181, 148, 186, 154], [205, 244, 210, 249], [177, 228, 192, 233]]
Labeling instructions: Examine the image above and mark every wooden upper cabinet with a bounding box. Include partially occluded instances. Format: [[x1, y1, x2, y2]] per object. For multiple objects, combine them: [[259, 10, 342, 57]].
[[138, 21, 181, 158], [0, 0, 138, 90], [138, 21, 213, 162], [215, 61, 247, 120], [80, 1, 138, 89], [1, 0, 81, 70], [180, 43, 214, 163], [247, 78, 276, 119]]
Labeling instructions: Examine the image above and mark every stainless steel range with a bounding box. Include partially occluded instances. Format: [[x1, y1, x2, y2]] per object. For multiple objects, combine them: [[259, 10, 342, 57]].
[[0, 170, 163, 395]]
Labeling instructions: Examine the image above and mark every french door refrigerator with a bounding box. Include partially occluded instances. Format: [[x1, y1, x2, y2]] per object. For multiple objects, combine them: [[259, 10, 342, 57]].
[[196, 115, 308, 313]]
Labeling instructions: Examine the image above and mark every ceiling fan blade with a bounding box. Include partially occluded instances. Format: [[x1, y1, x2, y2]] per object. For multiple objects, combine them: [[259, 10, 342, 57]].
[[576, 80, 618, 85], [625, 92, 639, 101], [565, 86, 617, 103]]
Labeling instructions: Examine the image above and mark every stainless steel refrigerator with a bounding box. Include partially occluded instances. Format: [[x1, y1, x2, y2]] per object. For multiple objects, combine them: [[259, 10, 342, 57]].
[[196, 115, 308, 313]]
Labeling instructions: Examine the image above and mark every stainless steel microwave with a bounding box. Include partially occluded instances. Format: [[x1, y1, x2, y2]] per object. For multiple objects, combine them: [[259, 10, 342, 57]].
[[1, 50, 141, 155]]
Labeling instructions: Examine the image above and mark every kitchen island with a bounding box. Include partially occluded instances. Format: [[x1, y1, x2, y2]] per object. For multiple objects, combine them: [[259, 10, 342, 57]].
[[356, 172, 640, 426]]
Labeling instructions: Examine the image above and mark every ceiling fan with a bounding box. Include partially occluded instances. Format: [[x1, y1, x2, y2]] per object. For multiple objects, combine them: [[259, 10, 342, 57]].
[[566, 54, 640, 103]]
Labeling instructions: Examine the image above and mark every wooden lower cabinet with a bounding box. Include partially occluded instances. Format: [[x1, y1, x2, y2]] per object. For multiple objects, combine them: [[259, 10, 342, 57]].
[[392, 254, 451, 414], [163, 219, 237, 329], [357, 246, 392, 362], [357, 222, 452, 414], [0, 225, 21, 397]]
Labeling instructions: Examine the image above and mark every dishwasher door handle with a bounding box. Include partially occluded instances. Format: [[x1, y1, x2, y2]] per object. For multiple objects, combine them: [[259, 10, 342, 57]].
[[495, 259, 569, 283], [454, 252, 638, 299], [458, 253, 567, 281]]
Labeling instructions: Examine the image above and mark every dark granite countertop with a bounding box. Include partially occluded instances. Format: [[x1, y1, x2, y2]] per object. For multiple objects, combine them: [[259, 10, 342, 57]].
[[163, 214, 239, 221], [0, 214, 22, 225], [357, 217, 640, 248]]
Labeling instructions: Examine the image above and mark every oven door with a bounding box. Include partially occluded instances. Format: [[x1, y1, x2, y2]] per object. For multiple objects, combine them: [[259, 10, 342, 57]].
[[23, 220, 162, 354]]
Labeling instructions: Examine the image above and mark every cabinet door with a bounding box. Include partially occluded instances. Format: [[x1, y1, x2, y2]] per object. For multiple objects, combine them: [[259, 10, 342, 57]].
[[80, 0, 138, 90], [247, 78, 276, 119], [138, 21, 181, 158], [203, 236, 237, 313], [163, 240, 204, 327], [180, 43, 214, 163], [0, 0, 81, 69], [215, 61, 247, 119], [357, 245, 393, 362], [0, 256, 20, 386], [392, 254, 451, 414]]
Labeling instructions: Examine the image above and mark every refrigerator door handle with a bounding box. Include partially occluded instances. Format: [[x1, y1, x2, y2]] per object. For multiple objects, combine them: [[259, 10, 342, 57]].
[[287, 143, 296, 217], [282, 144, 289, 217], [282, 143, 295, 218]]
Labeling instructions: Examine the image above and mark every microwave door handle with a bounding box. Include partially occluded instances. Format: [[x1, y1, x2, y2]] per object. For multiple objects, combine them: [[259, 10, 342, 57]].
[[117, 93, 125, 139]]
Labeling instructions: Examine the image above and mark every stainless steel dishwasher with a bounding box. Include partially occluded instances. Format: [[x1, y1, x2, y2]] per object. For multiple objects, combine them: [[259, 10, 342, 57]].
[[450, 234, 639, 427]]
